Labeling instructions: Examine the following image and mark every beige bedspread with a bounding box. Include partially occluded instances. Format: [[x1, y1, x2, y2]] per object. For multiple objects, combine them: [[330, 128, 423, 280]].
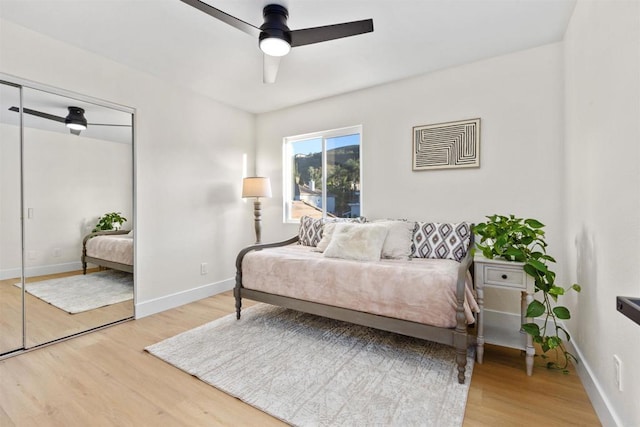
[[86, 234, 133, 266], [242, 244, 478, 328]]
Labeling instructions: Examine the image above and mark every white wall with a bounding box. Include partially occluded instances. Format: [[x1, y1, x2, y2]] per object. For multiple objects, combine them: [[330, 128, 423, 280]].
[[564, 1, 640, 426], [0, 19, 258, 314], [256, 43, 566, 311], [257, 43, 564, 241]]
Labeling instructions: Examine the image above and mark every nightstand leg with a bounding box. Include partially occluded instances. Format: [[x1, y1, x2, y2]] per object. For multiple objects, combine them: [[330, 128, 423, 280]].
[[476, 286, 484, 364], [523, 291, 534, 376]]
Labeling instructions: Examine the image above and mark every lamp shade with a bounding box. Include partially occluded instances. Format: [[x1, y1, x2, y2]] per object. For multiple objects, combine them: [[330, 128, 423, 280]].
[[242, 177, 272, 198]]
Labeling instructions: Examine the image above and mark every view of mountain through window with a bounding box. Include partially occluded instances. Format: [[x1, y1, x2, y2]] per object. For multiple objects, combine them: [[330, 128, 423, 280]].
[[284, 127, 361, 222]]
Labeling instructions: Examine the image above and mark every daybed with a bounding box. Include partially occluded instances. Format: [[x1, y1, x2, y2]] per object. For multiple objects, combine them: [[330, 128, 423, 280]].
[[82, 229, 133, 274], [235, 218, 478, 384]]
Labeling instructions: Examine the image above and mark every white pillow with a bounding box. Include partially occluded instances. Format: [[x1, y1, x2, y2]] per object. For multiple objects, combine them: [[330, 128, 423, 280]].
[[323, 223, 388, 262], [374, 220, 415, 259], [314, 222, 337, 252]]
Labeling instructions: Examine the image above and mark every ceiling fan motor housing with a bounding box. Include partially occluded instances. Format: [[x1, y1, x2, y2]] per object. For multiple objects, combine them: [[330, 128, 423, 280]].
[[65, 106, 87, 129], [259, 4, 291, 46]]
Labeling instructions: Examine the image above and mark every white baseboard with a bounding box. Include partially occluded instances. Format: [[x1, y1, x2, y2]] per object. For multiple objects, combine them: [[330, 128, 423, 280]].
[[562, 335, 620, 426], [0, 261, 83, 280], [484, 310, 617, 426], [135, 278, 234, 319]]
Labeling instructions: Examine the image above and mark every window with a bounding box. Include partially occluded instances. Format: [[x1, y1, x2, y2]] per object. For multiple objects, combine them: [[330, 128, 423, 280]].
[[283, 125, 362, 223]]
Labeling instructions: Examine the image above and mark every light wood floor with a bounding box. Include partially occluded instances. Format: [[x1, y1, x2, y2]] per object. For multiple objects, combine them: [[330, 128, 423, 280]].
[[0, 269, 133, 352], [0, 292, 601, 426]]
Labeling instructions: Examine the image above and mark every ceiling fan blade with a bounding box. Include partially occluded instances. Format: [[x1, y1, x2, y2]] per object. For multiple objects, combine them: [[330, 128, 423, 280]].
[[9, 106, 66, 123], [10, 106, 130, 129], [69, 128, 82, 136], [263, 54, 281, 84], [87, 123, 132, 127], [290, 19, 373, 47], [179, 0, 260, 37]]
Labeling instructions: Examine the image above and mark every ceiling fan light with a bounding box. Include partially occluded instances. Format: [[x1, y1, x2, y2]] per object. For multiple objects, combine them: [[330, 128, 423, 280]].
[[259, 37, 291, 57], [66, 122, 87, 131], [65, 107, 87, 130]]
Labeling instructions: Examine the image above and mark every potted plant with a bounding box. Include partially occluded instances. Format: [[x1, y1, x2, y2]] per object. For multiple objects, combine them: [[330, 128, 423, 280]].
[[92, 212, 127, 232], [473, 214, 581, 372]]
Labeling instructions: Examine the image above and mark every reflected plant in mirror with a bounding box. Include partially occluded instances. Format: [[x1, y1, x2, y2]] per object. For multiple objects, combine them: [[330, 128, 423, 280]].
[[93, 212, 128, 232]]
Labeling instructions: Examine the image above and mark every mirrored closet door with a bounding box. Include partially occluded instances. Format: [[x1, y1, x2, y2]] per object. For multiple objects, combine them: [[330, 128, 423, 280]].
[[0, 81, 24, 355], [0, 77, 135, 355]]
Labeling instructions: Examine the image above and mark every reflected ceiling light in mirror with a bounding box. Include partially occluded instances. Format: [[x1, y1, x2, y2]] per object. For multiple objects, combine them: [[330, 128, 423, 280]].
[[65, 107, 87, 130]]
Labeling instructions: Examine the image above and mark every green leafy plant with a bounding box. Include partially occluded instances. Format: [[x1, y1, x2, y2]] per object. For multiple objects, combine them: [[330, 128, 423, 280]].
[[473, 214, 581, 372], [92, 212, 127, 232]]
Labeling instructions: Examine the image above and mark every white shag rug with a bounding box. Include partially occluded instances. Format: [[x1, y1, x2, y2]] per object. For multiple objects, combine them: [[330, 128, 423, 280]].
[[17, 270, 133, 314], [146, 304, 474, 427]]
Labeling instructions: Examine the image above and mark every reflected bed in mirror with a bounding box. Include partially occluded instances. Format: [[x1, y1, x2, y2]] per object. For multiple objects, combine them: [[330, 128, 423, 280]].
[[82, 230, 134, 274]]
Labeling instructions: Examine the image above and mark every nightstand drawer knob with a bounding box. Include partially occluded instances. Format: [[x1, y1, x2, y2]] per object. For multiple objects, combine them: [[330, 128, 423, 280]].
[[501, 274, 508, 279]]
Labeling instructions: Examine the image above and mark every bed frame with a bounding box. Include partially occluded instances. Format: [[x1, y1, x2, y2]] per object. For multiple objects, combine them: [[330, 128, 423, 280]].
[[82, 229, 133, 274], [234, 234, 476, 384]]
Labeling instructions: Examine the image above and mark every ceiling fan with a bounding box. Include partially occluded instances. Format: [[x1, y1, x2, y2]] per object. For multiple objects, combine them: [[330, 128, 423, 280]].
[[179, 0, 374, 83], [8, 106, 131, 136]]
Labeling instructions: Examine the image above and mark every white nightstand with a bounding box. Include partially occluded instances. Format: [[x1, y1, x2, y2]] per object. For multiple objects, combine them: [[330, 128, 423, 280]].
[[474, 254, 536, 375]]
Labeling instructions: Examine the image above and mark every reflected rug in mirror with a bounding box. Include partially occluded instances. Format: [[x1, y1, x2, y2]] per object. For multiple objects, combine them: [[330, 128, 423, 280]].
[[16, 270, 133, 314], [146, 304, 474, 426]]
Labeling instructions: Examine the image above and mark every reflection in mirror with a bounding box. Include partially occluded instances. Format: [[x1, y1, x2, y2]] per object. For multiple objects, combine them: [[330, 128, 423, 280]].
[[0, 81, 24, 355], [16, 86, 133, 348]]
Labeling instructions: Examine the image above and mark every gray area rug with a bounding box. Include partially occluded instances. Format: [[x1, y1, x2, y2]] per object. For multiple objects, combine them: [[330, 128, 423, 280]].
[[17, 270, 133, 314], [146, 304, 474, 426]]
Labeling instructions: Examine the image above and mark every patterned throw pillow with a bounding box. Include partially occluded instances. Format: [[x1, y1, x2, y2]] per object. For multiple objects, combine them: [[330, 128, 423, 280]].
[[411, 222, 471, 262], [327, 216, 367, 225], [298, 216, 324, 247], [298, 216, 367, 247]]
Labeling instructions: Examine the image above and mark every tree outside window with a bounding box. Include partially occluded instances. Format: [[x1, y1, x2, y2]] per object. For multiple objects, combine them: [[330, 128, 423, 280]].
[[284, 126, 362, 222]]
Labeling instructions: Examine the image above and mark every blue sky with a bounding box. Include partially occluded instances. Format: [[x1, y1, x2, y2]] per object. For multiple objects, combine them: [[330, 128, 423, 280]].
[[292, 134, 360, 156]]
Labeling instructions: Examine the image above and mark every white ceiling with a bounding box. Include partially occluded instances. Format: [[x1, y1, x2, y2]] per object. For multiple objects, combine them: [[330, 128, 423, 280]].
[[0, 0, 576, 114]]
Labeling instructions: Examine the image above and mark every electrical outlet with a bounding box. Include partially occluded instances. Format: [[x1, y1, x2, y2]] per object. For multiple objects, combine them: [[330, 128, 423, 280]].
[[53, 248, 61, 257], [200, 262, 208, 275], [614, 355, 622, 391]]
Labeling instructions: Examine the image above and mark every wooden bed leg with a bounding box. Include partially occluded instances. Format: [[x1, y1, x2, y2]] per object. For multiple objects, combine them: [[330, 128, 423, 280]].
[[82, 262, 87, 275], [456, 346, 467, 384], [233, 284, 242, 320], [454, 306, 468, 384], [233, 289, 242, 319]]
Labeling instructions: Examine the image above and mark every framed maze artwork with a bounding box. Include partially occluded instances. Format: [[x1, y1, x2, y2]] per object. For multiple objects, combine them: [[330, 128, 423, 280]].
[[412, 118, 480, 171]]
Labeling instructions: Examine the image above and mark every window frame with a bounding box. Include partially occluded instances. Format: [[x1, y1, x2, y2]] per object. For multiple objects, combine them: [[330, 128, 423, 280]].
[[283, 125, 363, 224]]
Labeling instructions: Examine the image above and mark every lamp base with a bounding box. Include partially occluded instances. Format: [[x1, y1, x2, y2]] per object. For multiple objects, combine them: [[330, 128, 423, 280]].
[[253, 199, 262, 244]]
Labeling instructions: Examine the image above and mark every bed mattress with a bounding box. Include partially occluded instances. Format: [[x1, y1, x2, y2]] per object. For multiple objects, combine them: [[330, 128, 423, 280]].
[[242, 244, 478, 329]]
